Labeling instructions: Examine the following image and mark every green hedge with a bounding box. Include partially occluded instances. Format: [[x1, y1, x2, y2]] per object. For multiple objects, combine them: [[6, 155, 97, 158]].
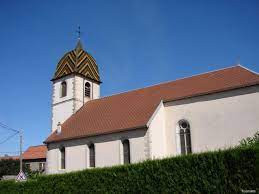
[[0, 159, 30, 178], [0, 147, 256, 193]]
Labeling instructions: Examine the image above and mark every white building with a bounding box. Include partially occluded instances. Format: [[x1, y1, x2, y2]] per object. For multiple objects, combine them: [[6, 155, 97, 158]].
[[44, 40, 259, 174]]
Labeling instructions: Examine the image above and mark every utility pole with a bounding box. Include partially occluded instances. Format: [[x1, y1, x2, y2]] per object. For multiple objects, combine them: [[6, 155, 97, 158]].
[[19, 128, 22, 172], [16, 128, 26, 181]]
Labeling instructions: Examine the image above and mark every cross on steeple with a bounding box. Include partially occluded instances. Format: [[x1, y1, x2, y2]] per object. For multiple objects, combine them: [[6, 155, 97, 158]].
[[76, 26, 81, 40], [75, 25, 83, 52]]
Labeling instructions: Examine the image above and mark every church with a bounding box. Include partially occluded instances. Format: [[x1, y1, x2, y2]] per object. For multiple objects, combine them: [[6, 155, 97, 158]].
[[44, 40, 259, 174]]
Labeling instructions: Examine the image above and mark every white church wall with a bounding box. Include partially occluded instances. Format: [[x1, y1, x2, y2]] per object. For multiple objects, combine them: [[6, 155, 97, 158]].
[[46, 129, 148, 174], [147, 101, 167, 159], [52, 100, 74, 132], [66, 144, 87, 172], [51, 75, 75, 132], [74, 76, 84, 111], [129, 136, 146, 163], [95, 141, 120, 167], [46, 147, 59, 174], [164, 85, 259, 156], [92, 82, 100, 99]]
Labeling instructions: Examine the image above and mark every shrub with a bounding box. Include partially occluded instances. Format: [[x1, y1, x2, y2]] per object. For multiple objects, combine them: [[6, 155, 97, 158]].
[[239, 131, 259, 148], [0, 147, 256, 193], [0, 159, 30, 179], [26, 170, 42, 180]]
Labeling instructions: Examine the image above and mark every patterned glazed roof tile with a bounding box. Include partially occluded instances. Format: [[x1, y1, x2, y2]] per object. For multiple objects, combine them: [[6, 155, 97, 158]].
[[52, 40, 100, 82]]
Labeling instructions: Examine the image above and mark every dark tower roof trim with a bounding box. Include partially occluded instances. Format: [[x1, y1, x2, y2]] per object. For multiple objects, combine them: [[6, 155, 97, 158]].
[[52, 40, 101, 83], [51, 72, 102, 84]]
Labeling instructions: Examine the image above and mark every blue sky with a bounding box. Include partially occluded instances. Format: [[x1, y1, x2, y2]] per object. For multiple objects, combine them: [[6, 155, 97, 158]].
[[0, 0, 258, 155]]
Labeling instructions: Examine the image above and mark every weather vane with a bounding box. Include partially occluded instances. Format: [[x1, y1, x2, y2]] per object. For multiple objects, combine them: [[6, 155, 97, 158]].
[[76, 26, 81, 40]]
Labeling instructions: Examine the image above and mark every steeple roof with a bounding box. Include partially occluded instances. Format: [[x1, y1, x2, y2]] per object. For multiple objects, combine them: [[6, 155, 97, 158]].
[[52, 40, 100, 83]]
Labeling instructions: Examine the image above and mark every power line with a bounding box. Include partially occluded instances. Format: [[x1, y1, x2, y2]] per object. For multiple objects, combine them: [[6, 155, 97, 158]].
[[0, 121, 19, 144], [0, 121, 24, 173], [0, 131, 19, 145], [0, 121, 19, 133]]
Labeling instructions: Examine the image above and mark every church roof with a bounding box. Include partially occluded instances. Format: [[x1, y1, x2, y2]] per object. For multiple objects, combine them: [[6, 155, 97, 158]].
[[45, 65, 259, 143], [52, 40, 100, 82]]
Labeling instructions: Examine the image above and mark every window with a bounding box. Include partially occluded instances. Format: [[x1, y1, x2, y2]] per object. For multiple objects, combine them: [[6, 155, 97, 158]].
[[39, 162, 45, 171], [61, 81, 67, 97], [85, 82, 91, 97], [122, 139, 130, 164], [185, 128, 192, 154], [178, 120, 192, 155], [89, 144, 95, 167], [180, 129, 186, 154], [60, 147, 65, 169], [25, 163, 30, 170]]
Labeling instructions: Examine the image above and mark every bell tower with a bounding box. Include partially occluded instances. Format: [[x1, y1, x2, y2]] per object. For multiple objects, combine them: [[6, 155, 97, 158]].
[[51, 40, 101, 132]]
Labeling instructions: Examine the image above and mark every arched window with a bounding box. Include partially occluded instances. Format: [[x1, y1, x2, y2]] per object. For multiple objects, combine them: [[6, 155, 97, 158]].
[[89, 143, 95, 167], [85, 82, 91, 97], [61, 81, 67, 97], [178, 120, 192, 155], [122, 139, 130, 164], [60, 147, 65, 169], [185, 128, 192, 154], [180, 128, 186, 155]]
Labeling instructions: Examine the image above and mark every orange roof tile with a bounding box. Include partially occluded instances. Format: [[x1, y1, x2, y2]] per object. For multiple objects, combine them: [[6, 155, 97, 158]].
[[22, 145, 47, 160], [45, 66, 259, 143]]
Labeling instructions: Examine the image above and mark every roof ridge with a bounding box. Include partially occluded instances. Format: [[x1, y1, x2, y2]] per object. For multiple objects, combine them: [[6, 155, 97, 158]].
[[27, 145, 46, 148], [94, 65, 242, 101], [237, 64, 258, 75]]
